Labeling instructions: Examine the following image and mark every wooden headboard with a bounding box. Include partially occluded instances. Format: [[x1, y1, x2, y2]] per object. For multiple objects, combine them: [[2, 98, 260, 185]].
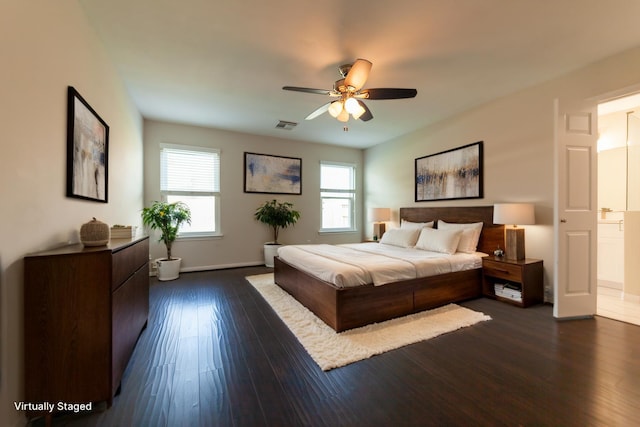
[[399, 206, 504, 255]]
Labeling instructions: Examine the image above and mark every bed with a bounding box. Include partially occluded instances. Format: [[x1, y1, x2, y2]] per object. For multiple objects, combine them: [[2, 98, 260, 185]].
[[273, 206, 504, 332]]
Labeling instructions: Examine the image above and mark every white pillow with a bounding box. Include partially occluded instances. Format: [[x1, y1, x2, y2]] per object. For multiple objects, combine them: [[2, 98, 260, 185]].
[[379, 228, 421, 248], [400, 220, 434, 230], [437, 220, 484, 253], [415, 228, 463, 255]]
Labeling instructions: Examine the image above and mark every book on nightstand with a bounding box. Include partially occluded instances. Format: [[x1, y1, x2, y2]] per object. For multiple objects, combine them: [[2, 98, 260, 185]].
[[494, 283, 523, 302]]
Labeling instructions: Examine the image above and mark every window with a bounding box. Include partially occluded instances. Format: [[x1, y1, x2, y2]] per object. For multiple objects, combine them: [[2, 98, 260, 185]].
[[160, 144, 221, 237], [320, 162, 356, 231]]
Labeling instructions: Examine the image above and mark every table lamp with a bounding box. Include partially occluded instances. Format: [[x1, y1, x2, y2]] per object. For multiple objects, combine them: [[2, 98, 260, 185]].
[[493, 203, 535, 260], [369, 208, 391, 241]]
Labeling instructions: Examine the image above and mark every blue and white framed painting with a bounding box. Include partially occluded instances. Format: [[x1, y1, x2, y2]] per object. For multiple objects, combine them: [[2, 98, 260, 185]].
[[415, 141, 483, 202], [244, 152, 302, 194]]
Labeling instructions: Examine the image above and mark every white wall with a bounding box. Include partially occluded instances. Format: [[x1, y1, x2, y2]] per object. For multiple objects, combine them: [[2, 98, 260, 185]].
[[598, 112, 628, 212], [365, 47, 640, 302], [0, 1, 143, 425], [143, 120, 364, 270]]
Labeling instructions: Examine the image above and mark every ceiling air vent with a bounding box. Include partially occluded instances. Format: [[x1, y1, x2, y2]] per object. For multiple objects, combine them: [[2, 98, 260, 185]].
[[275, 120, 298, 130]]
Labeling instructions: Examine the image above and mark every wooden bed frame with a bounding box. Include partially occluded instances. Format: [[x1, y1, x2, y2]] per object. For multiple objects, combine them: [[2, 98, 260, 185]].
[[274, 206, 504, 332]]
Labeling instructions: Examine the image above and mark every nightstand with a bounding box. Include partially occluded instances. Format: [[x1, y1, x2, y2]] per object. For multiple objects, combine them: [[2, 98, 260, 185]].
[[482, 257, 543, 307]]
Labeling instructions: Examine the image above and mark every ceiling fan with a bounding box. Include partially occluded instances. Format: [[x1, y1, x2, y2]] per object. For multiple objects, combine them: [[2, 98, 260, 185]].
[[283, 59, 417, 123]]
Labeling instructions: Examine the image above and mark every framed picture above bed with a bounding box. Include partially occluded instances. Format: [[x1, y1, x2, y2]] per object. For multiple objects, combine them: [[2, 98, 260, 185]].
[[244, 152, 302, 194], [415, 141, 483, 202]]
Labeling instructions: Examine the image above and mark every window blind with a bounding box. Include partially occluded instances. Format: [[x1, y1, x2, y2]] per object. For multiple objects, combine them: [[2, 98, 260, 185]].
[[160, 146, 220, 192], [321, 163, 355, 191]]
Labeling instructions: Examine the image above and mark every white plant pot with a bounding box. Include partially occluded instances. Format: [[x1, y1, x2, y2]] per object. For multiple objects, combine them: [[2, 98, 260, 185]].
[[156, 257, 181, 281], [263, 244, 282, 268]]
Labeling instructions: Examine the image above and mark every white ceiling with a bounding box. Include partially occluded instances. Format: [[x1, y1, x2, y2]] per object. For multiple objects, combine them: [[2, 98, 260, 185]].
[[79, 0, 640, 149], [599, 93, 640, 116]]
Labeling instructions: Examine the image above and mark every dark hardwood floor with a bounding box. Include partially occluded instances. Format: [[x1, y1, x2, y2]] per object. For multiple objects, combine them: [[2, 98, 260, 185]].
[[31, 267, 640, 427]]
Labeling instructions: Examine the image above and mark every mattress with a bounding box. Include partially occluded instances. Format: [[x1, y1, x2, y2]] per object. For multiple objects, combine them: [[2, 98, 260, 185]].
[[277, 242, 485, 288]]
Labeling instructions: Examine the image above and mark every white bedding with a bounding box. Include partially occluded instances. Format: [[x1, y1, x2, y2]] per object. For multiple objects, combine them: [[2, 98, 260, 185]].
[[277, 242, 485, 288]]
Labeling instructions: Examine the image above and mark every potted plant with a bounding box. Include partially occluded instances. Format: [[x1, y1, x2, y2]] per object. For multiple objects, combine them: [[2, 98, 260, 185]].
[[141, 200, 191, 281], [254, 199, 301, 267]]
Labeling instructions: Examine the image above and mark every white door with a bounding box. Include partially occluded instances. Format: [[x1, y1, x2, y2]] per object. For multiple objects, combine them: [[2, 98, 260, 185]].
[[554, 97, 598, 318]]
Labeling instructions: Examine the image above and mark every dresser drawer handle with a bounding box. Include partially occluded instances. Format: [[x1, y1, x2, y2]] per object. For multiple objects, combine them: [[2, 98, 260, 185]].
[[495, 269, 510, 274]]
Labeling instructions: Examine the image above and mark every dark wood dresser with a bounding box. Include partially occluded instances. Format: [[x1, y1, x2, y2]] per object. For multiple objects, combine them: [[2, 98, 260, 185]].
[[24, 236, 149, 418]]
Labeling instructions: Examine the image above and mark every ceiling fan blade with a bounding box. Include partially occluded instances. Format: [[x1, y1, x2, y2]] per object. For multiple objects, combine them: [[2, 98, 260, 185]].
[[344, 59, 372, 91], [305, 102, 331, 120], [356, 100, 373, 121], [283, 86, 332, 95], [359, 88, 417, 100]]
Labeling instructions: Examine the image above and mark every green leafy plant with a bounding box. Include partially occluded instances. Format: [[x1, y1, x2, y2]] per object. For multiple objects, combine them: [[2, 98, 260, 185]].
[[141, 201, 191, 260], [254, 199, 301, 244]]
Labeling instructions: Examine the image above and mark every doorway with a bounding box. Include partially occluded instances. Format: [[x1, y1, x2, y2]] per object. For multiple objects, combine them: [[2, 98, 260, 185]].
[[597, 94, 640, 326]]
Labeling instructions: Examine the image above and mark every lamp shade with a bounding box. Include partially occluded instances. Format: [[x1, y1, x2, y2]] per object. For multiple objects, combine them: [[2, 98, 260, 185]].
[[351, 102, 366, 120], [344, 97, 360, 114], [493, 203, 535, 226], [328, 100, 343, 118], [369, 208, 391, 222]]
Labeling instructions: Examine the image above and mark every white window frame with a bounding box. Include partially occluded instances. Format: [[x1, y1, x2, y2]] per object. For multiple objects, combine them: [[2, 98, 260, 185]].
[[320, 161, 357, 233], [160, 143, 222, 238]]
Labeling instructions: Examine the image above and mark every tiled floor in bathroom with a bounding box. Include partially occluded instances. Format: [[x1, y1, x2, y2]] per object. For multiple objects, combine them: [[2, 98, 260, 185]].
[[597, 286, 640, 326]]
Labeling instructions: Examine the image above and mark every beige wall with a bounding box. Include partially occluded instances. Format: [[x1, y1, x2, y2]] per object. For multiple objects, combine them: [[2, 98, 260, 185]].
[[598, 147, 627, 212], [598, 111, 638, 211], [365, 47, 640, 302], [598, 112, 628, 212], [624, 211, 640, 298], [365, 86, 555, 298], [0, 1, 143, 425], [4, 1, 640, 424], [143, 120, 364, 269]]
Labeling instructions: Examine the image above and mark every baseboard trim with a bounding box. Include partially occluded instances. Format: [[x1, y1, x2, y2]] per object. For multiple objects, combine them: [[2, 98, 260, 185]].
[[623, 292, 640, 303], [597, 279, 623, 290], [180, 261, 265, 272]]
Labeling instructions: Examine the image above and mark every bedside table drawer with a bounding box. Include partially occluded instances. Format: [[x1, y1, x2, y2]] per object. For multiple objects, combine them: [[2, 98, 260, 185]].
[[483, 261, 522, 281]]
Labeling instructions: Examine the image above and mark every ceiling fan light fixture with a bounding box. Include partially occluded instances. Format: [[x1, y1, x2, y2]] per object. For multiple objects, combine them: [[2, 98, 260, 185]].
[[344, 97, 360, 114], [352, 103, 366, 120], [328, 100, 343, 118], [283, 58, 416, 123], [334, 78, 347, 93]]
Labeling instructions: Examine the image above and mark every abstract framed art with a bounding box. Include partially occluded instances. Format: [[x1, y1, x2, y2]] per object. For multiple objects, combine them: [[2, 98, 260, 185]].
[[66, 86, 109, 203], [415, 141, 483, 202], [244, 152, 302, 194]]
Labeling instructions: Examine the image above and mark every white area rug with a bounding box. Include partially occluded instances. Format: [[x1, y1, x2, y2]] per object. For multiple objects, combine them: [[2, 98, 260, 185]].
[[246, 273, 491, 371]]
